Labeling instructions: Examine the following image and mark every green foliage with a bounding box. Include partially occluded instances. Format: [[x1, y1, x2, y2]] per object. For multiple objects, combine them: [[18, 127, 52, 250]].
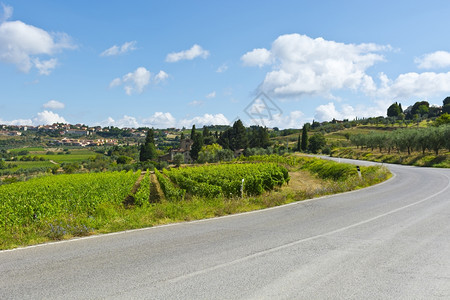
[[434, 113, 450, 126], [349, 125, 450, 155], [443, 104, 450, 114], [219, 120, 270, 151], [173, 153, 184, 166], [163, 163, 289, 197], [154, 169, 185, 201], [190, 131, 204, 161], [116, 155, 132, 164], [0, 171, 139, 230], [134, 171, 150, 206], [301, 159, 357, 180], [301, 125, 308, 151], [387, 102, 403, 117], [62, 162, 81, 174], [308, 133, 326, 153], [139, 129, 157, 162], [443, 96, 450, 106]]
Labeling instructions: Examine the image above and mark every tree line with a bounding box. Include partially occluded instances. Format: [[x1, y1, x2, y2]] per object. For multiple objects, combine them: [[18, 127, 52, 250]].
[[387, 97, 450, 119], [350, 124, 450, 155]]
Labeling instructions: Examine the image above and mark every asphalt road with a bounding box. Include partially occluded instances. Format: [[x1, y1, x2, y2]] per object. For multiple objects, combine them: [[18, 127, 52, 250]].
[[1, 159, 449, 299]]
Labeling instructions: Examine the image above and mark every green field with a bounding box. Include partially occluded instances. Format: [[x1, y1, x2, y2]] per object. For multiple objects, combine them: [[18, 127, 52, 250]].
[[41, 152, 97, 163], [6, 161, 55, 170], [8, 147, 46, 153]]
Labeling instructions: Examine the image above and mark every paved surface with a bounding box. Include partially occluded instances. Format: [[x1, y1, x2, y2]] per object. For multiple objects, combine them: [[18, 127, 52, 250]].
[[1, 159, 449, 299]]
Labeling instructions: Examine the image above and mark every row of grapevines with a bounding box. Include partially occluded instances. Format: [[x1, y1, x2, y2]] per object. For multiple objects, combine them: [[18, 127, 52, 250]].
[[164, 163, 289, 197], [240, 154, 360, 181], [238, 154, 303, 167], [154, 169, 185, 201], [163, 168, 222, 198], [134, 171, 150, 206], [0, 171, 140, 229]]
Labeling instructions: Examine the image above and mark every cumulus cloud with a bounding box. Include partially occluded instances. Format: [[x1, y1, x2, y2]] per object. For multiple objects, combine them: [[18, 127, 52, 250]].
[[99, 115, 140, 128], [241, 48, 272, 67], [110, 67, 169, 95], [34, 58, 58, 75], [33, 110, 67, 125], [250, 110, 304, 128], [206, 91, 216, 98], [0, 5, 76, 74], [0, 117, 32, 126], [178, 114, 229, 128], [154, 70, 169, 83], [165, 44, 209, 62], [43, 100, 65, 110], [415, 51, 450, 69], [0, 109, 67, 126], [314, 102, 384, 122], [376, 71, 450, 100], [100, 41, 137, 56], [242, 33, 389, 98], [142, 112, 177, 128]]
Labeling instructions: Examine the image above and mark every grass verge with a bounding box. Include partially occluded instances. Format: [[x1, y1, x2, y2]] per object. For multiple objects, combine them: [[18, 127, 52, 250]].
[[332, 147, 450, 168]]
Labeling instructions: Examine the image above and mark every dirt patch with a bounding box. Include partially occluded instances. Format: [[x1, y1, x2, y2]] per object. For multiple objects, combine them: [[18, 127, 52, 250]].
[[149, 172, 164, 203], [284, 170, 324, 193], [123, 172, 145, 207]]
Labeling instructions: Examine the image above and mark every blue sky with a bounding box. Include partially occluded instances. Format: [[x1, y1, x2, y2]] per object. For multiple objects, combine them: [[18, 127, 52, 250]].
[[1, 0, 450, 129]]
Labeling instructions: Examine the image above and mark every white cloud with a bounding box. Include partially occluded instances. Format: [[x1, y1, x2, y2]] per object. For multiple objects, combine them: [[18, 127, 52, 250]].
[[216, 63, 228, 73], [123, 67, 150, 95], [100, 41, 137, 57], [376, 71, 450, 99], [33, 110, 67, 125], [98, 116, 140, 128], [33, 58, 58, 75], [0, 5, 76, 74], [165, 44, 209, 62], [142, 112, 177, 128], [0, 109, 67, 126], [189, 100, 204, 106], [110, 67, 169, 95], [110, 67, 150, 95], [415, 51, 450, 69], [206, 91, 216, 98], [243, 33, 389, 98], [0, 117, 32, 126], [119, 116, 140, 128], [314, 102, 384, 122], [154, 70, 169, 83], [109, 77, 122, 88], [314, 102, 342, 121], [241, 48, 272, 67], [43, 100, 65, 110], [178, 114, 229, 128], [250, 110, 304, 129], [1, 3, 13, 22]]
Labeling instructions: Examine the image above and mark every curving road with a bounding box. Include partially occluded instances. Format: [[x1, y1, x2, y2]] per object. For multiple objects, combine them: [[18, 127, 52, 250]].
[[1, 159, 449, 299]]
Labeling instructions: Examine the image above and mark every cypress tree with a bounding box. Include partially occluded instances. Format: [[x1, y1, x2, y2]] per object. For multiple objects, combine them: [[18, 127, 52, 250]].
[[301, 125, 308, 151], [190, 131, 204, 161], [139, 129, 157, 161], [231, 120, 248, 150], [190, 124, 196, 139]]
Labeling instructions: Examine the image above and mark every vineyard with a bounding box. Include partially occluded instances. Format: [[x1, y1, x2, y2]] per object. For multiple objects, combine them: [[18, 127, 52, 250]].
[[0, 171, 140, 230], [161, 163, 290, 199], [0, 156, 390, 249]]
